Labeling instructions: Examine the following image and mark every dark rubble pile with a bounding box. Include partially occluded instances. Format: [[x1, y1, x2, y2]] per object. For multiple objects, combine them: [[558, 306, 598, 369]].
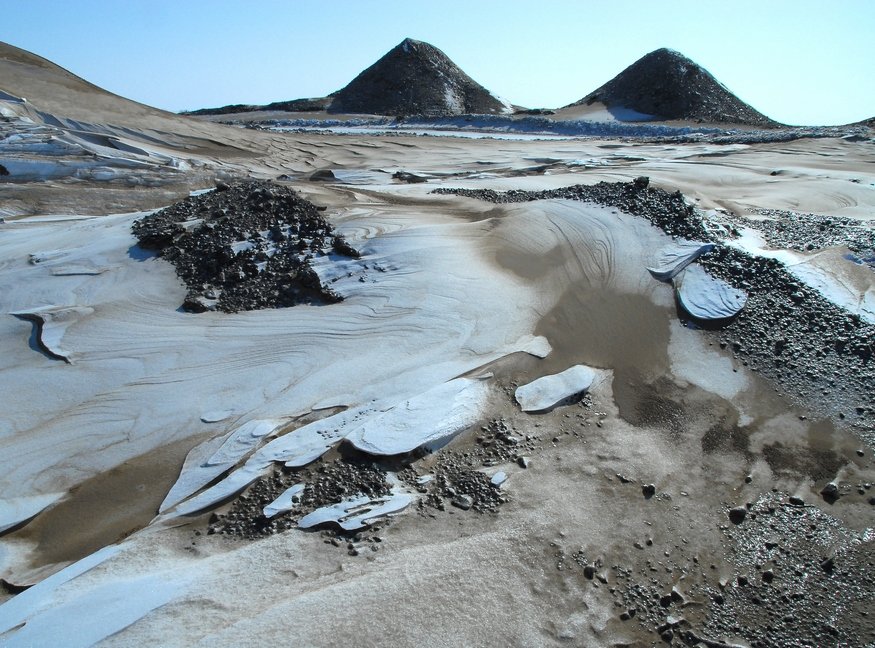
[[328, 38, 507, 117], [435, 180, 875, 435], [401, 417, 541, 514], [434, 177, 715, 240], [208, 458, 391, 539], [207, 418, 538, 542], [730, 208, 875, 261], [132, 180, 359, 313]]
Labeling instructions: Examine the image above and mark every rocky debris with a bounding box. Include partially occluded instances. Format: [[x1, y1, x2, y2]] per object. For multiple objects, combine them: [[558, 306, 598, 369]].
[[820, 482, 840, 503], [728, 506, 748, 524], [434, 179, 875, 437], [392, 170, 427, 184], [566, 48, 778, 127], [132, 180, 358, 312], [514, 108, 555, 116], [206, 416, 538, 541], [183, 96, 333, 117], [309, 169, 337, 182], [400, 417, 542, 514], [328, 38, 509, 117], [727, 208, 875, 262], [208, 458, 392, 538], [596, 491, 875, 647], [0, 578, 30, 595], [434, 179, 713, 240]]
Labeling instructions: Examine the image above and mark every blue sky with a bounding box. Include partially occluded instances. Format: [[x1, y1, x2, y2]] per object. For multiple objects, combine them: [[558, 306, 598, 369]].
[[2, 0, 873, 125]]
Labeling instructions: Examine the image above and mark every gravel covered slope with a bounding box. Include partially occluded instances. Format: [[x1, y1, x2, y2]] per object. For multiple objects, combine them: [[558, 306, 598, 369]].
[[567, 48, 778, 127], [328, 38, 508, 117]]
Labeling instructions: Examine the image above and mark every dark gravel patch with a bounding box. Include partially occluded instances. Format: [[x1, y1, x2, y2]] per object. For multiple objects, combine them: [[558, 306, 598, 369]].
[[434, 180, 875, 441], [727, 208, 875, 261], [206, 418, 539, 544], [207, 458, 391, 539], [605, 493, 875, 648], [132, 180, 359, 312], [399, 417, 541, 514], [435, 177, 713, 241]]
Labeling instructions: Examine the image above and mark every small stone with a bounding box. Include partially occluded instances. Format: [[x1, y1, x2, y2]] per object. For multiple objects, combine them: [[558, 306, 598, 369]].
[[762, 569, 775, 583], [517, 456, 530, 469], [789, 496, 805, 506], [728, 506, 747, 524], [451, 495, 473, 511], [820, 482, 840, 503], [642, 484, 656, 498]]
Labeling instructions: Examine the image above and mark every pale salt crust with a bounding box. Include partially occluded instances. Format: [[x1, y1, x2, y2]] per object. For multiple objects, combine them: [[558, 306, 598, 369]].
[[646, 241, 715, 282], [674, 264, 748, 320], [514, 365, 599, 412]]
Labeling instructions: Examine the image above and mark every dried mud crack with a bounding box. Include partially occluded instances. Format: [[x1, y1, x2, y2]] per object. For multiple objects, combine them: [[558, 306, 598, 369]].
[[132, 180, 359, 312]]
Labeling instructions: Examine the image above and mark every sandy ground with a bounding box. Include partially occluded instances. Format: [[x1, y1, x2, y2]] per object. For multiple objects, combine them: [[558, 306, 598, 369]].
[[1, 48, 875, 647]]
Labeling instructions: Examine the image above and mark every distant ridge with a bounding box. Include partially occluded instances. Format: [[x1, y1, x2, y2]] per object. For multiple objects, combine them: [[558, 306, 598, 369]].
[[567, 48, 778, 127], [0, 41, 255, 153], [327, 38, 510, 117], [184, 97, 331, 116]]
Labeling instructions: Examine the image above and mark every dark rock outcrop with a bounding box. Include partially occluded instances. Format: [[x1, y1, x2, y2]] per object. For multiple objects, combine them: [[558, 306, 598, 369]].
[[328, 38, 509, 117], [567, 48, 778, 127]]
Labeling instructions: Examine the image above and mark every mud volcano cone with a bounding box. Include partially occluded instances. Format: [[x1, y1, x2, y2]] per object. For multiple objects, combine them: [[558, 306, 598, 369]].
[[329, 38, 509, 117], [567, 47, 778, 127]]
